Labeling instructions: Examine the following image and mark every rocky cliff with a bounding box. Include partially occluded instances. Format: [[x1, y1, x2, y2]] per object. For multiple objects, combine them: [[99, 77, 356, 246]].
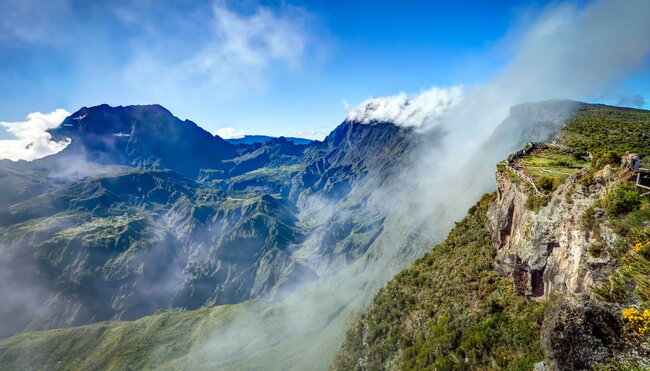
[[487, 160, 617, 299], [485, 154, 641, 369]]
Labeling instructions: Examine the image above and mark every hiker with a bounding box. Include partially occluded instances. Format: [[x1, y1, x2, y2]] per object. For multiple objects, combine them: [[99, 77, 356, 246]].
[[624, 153, 640, 171], [631, 154, 641, 171]]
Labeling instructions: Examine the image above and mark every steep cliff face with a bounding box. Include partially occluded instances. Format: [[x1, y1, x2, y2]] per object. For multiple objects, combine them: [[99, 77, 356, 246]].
[[483, 161, 641, 369], [486, 165, 617, 299]]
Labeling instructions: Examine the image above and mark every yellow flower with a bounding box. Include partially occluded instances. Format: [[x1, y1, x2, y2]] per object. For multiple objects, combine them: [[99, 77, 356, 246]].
[[634, 241, 650, 253], [622, 307, 650, 335]]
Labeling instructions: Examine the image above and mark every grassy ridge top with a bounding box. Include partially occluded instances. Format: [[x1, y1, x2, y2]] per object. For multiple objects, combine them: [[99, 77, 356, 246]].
[[558, 104, 650, 159]]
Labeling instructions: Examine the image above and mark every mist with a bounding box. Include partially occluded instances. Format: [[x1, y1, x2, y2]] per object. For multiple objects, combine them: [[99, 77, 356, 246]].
[[169, 0, 650, 369]]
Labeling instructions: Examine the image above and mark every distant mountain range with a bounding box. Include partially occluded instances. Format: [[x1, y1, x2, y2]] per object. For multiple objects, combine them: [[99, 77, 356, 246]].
[[226, 135, 313, 145]]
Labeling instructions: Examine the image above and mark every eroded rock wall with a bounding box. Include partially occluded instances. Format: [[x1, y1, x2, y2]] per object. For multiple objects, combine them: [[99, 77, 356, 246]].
[[486, 166, 617, 299]]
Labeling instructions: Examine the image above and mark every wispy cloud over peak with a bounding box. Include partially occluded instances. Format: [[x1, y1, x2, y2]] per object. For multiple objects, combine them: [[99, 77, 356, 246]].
[[345, 86, 463, 128], [215, 2, 307, 66]]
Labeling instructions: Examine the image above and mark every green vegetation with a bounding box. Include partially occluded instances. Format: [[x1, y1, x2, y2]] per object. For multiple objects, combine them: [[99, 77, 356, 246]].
[[225, 164, 303, 192], [590, 180, 650, 309], [593, 238, 650, 371], [525, 193, 552, 212], [521, 150, 586, 181], [509, 147, 587, 212], [602, 181, 642, 217], [587, 242, 606, 258], [332, 194, 546, 370], [0, 304, 237, 370], [592, 209, 650, 303], [591, 149, 621, 169], [558, 104, 650, 160]]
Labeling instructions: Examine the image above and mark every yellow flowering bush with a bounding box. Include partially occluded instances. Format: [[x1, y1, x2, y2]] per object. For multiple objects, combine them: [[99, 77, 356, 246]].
[[634, 241, 650, 254], [622, 307, 650, 335]]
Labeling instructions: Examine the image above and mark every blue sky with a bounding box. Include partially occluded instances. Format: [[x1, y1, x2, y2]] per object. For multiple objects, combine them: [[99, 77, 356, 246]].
[[0, 0, 648, 141]]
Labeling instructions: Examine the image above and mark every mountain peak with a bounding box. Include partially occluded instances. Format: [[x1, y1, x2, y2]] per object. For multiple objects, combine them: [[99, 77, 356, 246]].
[[48, 104, 237, 178]]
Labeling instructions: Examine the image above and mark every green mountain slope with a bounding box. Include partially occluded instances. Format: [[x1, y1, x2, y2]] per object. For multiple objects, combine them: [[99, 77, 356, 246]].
[[0, 166, 322, 337], [332, 194, 546, 370]]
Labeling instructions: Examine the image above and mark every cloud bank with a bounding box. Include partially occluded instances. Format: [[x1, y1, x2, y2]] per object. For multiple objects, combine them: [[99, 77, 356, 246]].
[[0, 109, 70, 161], [437, 0, 650, 159], [213, 127, 246, 139], [345, 86, 463, 127], [189, 2, 309, 84], [347, 0, 650, 144]]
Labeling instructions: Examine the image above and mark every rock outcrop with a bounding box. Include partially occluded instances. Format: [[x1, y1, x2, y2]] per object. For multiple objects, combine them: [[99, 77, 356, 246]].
[[487, 166, 617, 299], [540, 294, 628, 370]]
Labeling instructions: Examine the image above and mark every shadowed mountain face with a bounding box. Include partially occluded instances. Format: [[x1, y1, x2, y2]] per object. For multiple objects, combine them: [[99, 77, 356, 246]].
[[48, 104, 238, 178]]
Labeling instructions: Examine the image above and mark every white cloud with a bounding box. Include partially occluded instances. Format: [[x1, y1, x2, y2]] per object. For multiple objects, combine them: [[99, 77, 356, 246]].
[[188, 2, 309, 83], [0, 0, 71, 44], [434, 0, 650, 157], [345, 86, 463, 128], [213, 127, 245, 139], [122, 1, 313, 105], [0, 109, 71, 161]]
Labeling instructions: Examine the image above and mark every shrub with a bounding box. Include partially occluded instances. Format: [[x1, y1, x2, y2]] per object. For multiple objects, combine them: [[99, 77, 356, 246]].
[[587, 243, 605, 258], [581, 206, 599, 231], [558, 104, 650, 159], [591, 150, 620, 169], [526, 193, 551, 211], [577, 168, 597, 187], [622, 307, 650, 335], [602, 182, 642, 217], [592, 272, 632, 304], [537, 176, 555, 192]]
